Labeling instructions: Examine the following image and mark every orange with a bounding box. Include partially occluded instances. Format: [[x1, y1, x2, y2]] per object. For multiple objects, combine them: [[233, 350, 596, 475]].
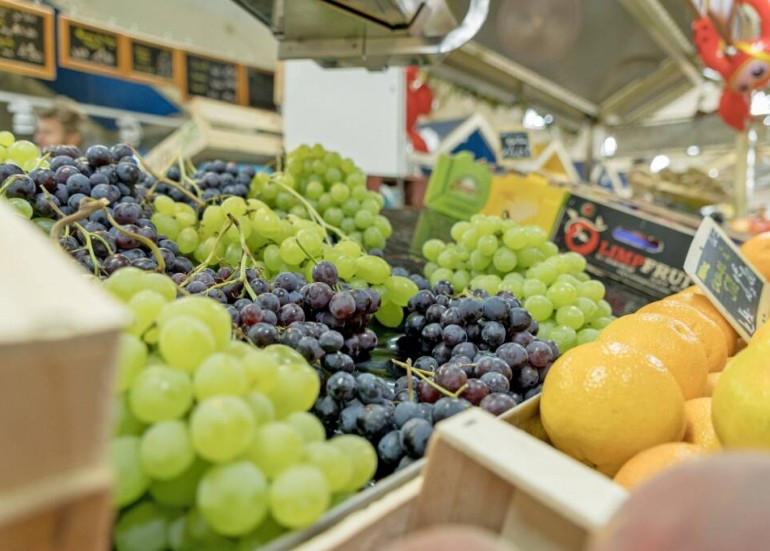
[[683, 398, 720, 451], [750, 320, 770, 346], [541, 340, 686, 477], [613, 442, 707, 490], [705, 372, 721, 396], [712, 341, 770, 449], [598, 313, 708, 399], [638, 300, 728, 373], [740, 232, 770, 280], [665, 293, 739, 356]]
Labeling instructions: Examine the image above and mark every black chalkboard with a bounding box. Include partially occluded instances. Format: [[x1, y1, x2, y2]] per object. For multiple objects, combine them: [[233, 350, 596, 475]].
[[246, 67, 275, 110], [185, 53, 238, 103], [684, 216, 768, 340], [63, 18, 120, 74], [129, 39, 174, 81], [0, 1, 54, 79], [500, 131, 531, 160]]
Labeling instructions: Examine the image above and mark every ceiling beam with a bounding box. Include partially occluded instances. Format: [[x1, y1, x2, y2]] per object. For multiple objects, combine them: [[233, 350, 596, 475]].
[[616, 0, 702, 86]]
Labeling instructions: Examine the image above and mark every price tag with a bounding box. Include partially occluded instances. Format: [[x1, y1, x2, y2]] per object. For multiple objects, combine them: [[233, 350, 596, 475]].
[[0, 0, 54, 80], [499, 130, 531, 161], [684, 216, 770, 342], [183, 53, 239, 103], [127, 38, 175, 85], [59, 16, 123, 77], [244, 66, 275, 110]]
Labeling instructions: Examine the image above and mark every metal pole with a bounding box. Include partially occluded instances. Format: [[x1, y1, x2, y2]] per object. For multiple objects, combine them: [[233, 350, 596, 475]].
[[733, 123, 755, 218]]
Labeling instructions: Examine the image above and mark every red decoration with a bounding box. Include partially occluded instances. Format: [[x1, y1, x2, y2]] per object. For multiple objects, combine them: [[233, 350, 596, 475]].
[[405, 67, 434, 153], [693, 0, 770, 130]]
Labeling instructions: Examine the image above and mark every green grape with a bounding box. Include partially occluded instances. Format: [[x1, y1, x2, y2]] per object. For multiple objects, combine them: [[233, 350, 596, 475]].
[[537, 321, 555, 339], [302, 442, 353, 492], [347, 171, 365, 188], [450, 221, 471, 241], [452, 269, 471, 291], [474, 216, 498, 236], [239, 349, 279, 394], [550, 325, 578, 352], [7, 139, 38, 163], [114, 501, 168, 551], [129, 366, 193, 423], [0, 130, 14, 147], [437, 249, 458, 270], [460, 228, 480, 248], [469, 250, 491, 271], [154, 195, 177, 216], [158, 316, 217, 373], [304, 180, 325, 199], [113, 395, 147, 437], [335, 240, 362, 257], [596, 299, 613, 317], [539, 241, 559, 257], [503, 227, 528, 250], [265, 357, 321, 418], [317, 193, 333, 212], [110, 436, 151, 507], [556, 273, 581, 287], [329, 435, 377, 491], [492, 247, 517, 273], [243, 392, 276, 426], [522, 278, 548, 298], [251, 208, 281, 237], [289, 204, 309, 218], [194, 353, 248, 400], [340, 218, 357, 234], [158, 297, 233, 351], [336, 255, 357, 280], [342, 199, 360, 217], [115, 333, 148, 394], [546, 281, 578, 308], [355, 255, 390, 284], [296, 229, 324, 256], [524, 296, 554, 322], [556, 305, 585, 330], [324, 167, 342, 184], [589, 316, 613, 330], [476, 275, 501, 296], [175, 211, 197, 228], [323, 207, 344, 226], [577, 328, 600, 345], [149, 459, 209, 508], [312, 159, 327, 175], [190, 396, 255, 463], [374, 299, 404, 328], [263, 244, 283, 272], [527, 264, 558, 286], [523, 225, 548, 246], [423, 261, 438, 278], [140, 420, 195, 480], [330, 183, 350, 203], [575, 297, 599, 321], [105, 267, 149, 302], [8, 197, 32, 218], [374, 215, 392, 238], [363, 226, 385, 250], [563, 251, 588, 273], [33, 217, 54, 234], [274, 191, 294, 211], [477, 235, 499, 256], [385, 276, 419, 307], [517, 247, 545, 268], [247, 422, 304, 477], [279, 238, 306, 265], [429, 268, 454, 288], [499, 278, 523, 297], [197, 461, 269, 536], [578, 280, 606, 302], [152, 213, 180, 239], [422, 239, 445, 261], [181, 507, 238, 550], [174, 227, 199, 255], [360, 198, 379, 214], [127, 290, 167, 338], [143, 273, 178, 302], [575, 272, 591, 282], [269, 466, 330, 529]]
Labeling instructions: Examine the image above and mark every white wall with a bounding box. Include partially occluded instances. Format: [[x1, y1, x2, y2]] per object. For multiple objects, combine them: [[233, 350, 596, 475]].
[[283, 60, 406, 177]]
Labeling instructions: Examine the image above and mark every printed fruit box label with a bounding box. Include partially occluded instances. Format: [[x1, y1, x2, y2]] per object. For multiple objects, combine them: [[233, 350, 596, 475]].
[[553, 193, 694, 299]]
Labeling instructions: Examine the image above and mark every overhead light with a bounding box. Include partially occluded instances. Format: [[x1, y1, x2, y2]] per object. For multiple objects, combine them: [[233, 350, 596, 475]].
[[708, 168, 719, 178], [523, 108, 546, 129], [543, 114, 554, 125], [751, 91, 770, 116], [687, 145, 700, 156], [601, 136, 617, 158], [650, 154, 670, 173]]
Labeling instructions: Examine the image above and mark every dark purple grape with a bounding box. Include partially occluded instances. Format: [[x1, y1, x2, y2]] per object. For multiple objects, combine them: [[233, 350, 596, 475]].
[[297, 336, 323, 362], [319, 330, 344, 353], [433, 280, 454, 296], [131, 258, 157, 271], [404, 313, 426, 338], [357, 329, 378, 351], [312, 261, 338, 286], [122, 248, 147, 262], [414, 356, 438, 373], [326, 372, 357, 402], [416, 379, 441, 404], [496, 342, 529, 369], [356, 373, 385, 405], [249, 278, 270, 295], [225, 305, 240, 325], [442, 324, 467, 347], [421, 323, 442, 343], [5, 175, 35, 200], [400, 418, 433, 458], [509, 307, 533, 331], [528, 319, 539, 335], [113, 226, 141, 249], [33, 193, 59, 217], [481, 321, 506, 348], [480, 372, 510, 394], [543, 339, 560, 359], [377, 431, 405, 466], [511, 331, 534, 347], [274, 272, 302, 292], [356, 404, 393, 441], [103, 254, 130, 274], [158, 239, 179, 255], [465, 323, 481, 343], [394, 375, 419, 394], [480, 393, 517, 416], [472, 289, 489, 298], [49, 155, 76, 171], [351, 288, 372, 314], [435, 365, 467, 393], [393, 401, 420, 428], [257, 293, 280, 313], [538, 363, 552, 384], [482, 296, 510, 322], [246, 323, 277, 346], [91, 230, 116, 258], [338, 402, 363, 434], [186, 281, 207, 294], [89, 172, 109, 187], [439, 307, 462, 327], [525, 384, 543, 400], [112, 202, 142, 225], [53, 184, 69, 205], [342, 336, 360, 359], [116, 162, 140, 185], [171, 257, 194, 274], [279, 303, 305, 325], [452, 342, 478, 359], [66, 173, 91, 195], [86, 145, 113, 167], [474, 356, 512, 380], [517, 366, 539, 390], [322, 352, 355, 373], [458, 299, 483, 324], [329, 292, 356, 320], [526, 341, 553, 368], [304, 282, 333, 310], [460, 379, 490, 405], [432, 397, 471, 424], [111, 143, 134, 160], [273, 288, 290, 306], [432, 342, 452, 365], [424, 304, 446, 323], [407, 290, 435, 313], [314, 395, 341, 427], [207, 288, 228, 304], [55, 165, 79, 185], [30, 168, 56, 191]]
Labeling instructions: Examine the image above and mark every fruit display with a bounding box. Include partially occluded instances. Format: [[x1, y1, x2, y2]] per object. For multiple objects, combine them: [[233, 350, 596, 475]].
[[422, 214, 615, 353]]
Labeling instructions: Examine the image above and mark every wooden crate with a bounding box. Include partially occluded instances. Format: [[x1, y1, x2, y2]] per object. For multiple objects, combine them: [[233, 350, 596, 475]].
[[296, 403, 628, 551], [0, 201, 128, 491], [0, 467, 113, 551]]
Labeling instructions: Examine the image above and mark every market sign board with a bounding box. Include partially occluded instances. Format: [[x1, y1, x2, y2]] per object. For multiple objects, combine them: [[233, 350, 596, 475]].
[[553, 192, 694, 299], [0, 0, 55, 80], [183, 52, 239, 103], [126, 37, 176, 85], [59, 16, 123, 77], [684, 216, 769, 341]]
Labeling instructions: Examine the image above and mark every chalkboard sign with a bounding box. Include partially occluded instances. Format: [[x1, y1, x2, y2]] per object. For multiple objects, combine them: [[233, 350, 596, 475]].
[[59, 17, 122, 77], [499, 131, 531, 160], [184, 53, 239, 103], [127, 38, 175, 84], [684, 216, 769, 341], [0, 1, 54, 79], [245, 67, 275, 110]]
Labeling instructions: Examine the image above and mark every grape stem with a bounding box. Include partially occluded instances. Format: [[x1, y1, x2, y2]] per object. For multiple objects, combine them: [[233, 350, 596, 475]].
[[270, 176, 349, 244], [102, 207, 167, 273], [48, 197, 109, 275], [129, 146, 206, 208], [179, 218, 236, 287], [391, 358, 469, 399], [0, 174, 25, 197], [226, 213, 264, 301]]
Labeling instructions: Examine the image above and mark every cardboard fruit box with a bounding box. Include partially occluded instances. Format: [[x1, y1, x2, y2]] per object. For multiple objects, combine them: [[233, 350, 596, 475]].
[[292, 400, 629, 551]]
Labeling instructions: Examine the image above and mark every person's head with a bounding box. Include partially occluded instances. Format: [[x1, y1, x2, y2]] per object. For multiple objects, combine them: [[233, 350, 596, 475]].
[[34, 98, 86, 148]]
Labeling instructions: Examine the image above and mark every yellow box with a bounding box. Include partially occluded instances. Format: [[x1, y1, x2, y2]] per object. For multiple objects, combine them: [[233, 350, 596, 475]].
[[482, 173, 568, 235]]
